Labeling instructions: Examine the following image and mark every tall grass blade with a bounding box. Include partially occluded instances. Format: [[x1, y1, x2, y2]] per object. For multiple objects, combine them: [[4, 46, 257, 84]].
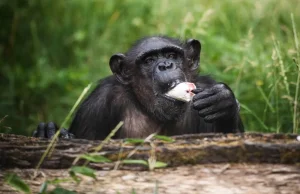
[[291, 13, 300, 134], [35, 83, 92, 171]]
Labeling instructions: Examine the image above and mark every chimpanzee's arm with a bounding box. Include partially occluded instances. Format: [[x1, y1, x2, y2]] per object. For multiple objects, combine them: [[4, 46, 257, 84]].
[[68, 77, 123, 140], [33, 77, 121, 140]]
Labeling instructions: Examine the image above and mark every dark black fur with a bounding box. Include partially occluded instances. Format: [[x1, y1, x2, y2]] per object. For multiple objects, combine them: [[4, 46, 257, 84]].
[[33, 36, 244, 140]]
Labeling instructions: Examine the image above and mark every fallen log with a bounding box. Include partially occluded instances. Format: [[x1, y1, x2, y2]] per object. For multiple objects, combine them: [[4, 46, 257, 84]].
[[1, 133, 300, 169]]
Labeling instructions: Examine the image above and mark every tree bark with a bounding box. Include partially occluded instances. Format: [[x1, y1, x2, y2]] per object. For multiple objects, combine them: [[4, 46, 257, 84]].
[[1, 133, 300, 169]]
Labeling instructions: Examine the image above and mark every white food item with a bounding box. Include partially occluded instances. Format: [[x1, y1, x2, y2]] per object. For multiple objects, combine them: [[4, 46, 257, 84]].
[[165, 82, 196, 102]]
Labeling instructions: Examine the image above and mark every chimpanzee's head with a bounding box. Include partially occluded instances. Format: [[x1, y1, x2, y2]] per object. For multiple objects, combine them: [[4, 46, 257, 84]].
[[109, 36, 201, 121]]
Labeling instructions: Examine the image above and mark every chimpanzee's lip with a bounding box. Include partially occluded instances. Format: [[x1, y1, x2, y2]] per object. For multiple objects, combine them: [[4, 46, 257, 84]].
[[161, 93, 186, 104], [160, 79, 185, 103], [167, 79, 182, 91]]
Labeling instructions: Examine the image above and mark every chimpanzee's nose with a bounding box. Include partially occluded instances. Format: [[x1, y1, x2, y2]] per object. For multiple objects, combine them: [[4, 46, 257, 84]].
[[156, 61, 176, 72]]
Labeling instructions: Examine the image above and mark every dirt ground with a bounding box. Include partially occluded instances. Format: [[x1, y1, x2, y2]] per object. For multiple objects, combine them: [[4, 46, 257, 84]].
[[1, 164, 300, 194]]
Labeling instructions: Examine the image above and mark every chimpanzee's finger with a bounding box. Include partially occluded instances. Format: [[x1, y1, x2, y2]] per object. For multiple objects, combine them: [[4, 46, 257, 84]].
[[34, 122, 46, 137], [191, 88, 204, 94], [204, 111, 228, 123], [197, 101, 232, 117], [46, 122, 57, 138], [192, 89, 216, 101], [210, 83, 230, 93], [60, 128, 75, 139], [193, 94, 220, 109]]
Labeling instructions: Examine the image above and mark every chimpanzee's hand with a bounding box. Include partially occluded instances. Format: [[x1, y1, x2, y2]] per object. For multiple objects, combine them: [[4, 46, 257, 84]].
[[32, 122, 75, 139], [192, 83, 240, 122]]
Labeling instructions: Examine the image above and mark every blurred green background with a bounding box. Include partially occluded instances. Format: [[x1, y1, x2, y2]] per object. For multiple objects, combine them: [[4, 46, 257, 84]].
[[1, 0, 300, 135]]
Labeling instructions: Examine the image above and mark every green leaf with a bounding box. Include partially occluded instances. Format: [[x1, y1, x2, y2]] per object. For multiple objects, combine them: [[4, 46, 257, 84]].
[[124, 138, 145, 144], [122, 159, 148, 166], [49, 187, 77, 194], [39, 181, 48, 194], [4, 173, 31, 193], [48, 178, 74, 185], [70, 166, 96, 180], [68, 171, 81, 184], [154, 135, 174, 142], [154, 161, 168, 168], [80, 154, 111, 163]]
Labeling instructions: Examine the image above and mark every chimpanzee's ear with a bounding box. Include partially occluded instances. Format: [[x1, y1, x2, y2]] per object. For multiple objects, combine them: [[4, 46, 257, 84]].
[[109, 53, 131, 84], [185, 39, 201, 71]]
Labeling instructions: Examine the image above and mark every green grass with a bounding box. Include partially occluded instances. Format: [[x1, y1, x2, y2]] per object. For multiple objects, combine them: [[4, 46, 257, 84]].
[[0, 0, 300, 134]]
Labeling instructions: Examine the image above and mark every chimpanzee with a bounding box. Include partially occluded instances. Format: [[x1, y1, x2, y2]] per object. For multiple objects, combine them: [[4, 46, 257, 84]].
[[33, 36, 244, 140]]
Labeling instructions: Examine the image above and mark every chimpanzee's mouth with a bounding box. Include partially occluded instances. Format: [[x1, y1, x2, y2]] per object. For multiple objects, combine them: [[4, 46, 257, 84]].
[[167, 79, 182, 91], [159, 79, 184, 103], [163, 81, 196, 103]]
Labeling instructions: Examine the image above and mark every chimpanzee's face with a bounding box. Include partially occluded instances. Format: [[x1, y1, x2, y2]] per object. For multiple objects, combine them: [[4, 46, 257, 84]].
[[109, 36, 201, 121], [135, 38, 187, 97]]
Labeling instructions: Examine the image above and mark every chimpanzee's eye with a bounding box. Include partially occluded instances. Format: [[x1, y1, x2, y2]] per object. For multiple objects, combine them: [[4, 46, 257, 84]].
[[145, 57, 155, 64], [166, 52, 177, 59]]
